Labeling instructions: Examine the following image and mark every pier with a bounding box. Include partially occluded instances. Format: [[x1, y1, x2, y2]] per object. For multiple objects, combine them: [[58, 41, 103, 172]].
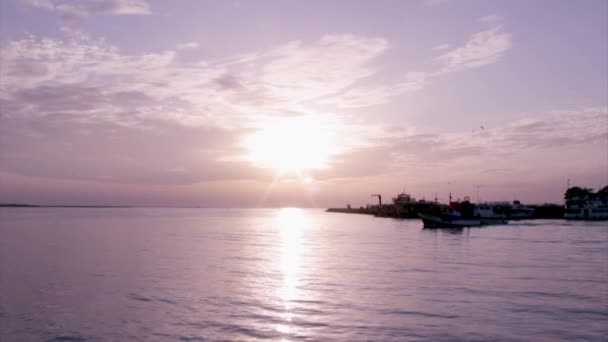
[[327, 201, 565, 219]]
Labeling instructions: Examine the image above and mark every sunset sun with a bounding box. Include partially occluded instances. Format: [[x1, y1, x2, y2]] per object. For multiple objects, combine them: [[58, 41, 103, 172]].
[[3, 1, 607, 341], [246, 116, 333, 173]]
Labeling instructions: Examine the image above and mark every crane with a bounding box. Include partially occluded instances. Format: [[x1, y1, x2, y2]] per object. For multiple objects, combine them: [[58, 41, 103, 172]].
[[371, 194, 382, 206]]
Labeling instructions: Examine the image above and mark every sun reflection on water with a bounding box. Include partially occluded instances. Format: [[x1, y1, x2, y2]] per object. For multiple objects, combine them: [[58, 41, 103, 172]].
[[275, 207, 306, 336]]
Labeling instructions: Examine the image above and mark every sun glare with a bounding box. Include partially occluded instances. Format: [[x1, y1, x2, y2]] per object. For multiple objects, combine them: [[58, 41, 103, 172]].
[[246, 116, 333, 173], [277, 208, 305, 304]]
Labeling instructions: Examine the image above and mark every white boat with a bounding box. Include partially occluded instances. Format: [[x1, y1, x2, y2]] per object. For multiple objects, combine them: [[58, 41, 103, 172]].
[[474, 204, 508, 225], [509, 200, 535, 219], [564, 198, 608, 220], [490, 200, 534, 219]]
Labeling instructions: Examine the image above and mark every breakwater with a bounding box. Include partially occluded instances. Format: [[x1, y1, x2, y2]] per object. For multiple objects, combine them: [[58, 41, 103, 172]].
[[327, 203, 565, 219]]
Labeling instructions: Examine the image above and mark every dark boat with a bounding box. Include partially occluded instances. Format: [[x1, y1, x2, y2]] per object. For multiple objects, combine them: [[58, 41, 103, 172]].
[[418, 212, 481, 228], [418, 196, 485, 228]]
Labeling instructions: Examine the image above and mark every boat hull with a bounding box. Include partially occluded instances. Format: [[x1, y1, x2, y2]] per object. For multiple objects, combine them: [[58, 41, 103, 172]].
[[564, 214, 608, 220], [418, 213, 481, 228], [480, 217, 508, 225], [508, 212, 534, 219], [564, 206, 608, 220]]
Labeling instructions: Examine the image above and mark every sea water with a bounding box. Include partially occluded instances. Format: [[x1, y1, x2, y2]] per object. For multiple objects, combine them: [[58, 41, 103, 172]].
[[1, 208, 606, 341]]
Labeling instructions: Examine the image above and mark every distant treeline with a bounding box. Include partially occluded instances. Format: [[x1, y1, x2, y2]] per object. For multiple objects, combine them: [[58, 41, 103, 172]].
[[565, 185, 608, 199], [0, 203, 40, 207], [0, 204, 131, 208]]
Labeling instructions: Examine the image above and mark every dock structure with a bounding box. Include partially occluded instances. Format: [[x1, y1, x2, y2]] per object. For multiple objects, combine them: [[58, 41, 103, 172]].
[[327, 198, 444, 219], [327, 193, 565, 219]]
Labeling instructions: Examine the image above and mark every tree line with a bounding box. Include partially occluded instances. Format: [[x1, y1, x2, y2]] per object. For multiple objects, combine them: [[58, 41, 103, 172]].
[[565, 185, 608, 199]]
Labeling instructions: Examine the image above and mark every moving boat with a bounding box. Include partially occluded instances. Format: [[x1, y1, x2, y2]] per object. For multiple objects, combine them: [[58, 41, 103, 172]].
[[419, 197, 482, 228], [418, 196, 511, 228], [418, 212, 481, 228]]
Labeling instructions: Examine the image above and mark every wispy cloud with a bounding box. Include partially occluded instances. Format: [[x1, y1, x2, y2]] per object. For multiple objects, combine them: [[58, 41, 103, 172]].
[[320, 17, 513, 109], [438, 18, 512, 72], [395, 72, 430, 92], [479, 14, 502, 25], [423, 0, 448, 6], [319, 71, 429, 109], [0, 115, 267, 184], [1, 12, 512, 120], [260, 34, 388, 103], [0, 33, 391, 125], [316, 107, 608, 184], [432, 43, 451, 51], [21, 0, 151, 32], [3, 19, 587, 189], [176, 42, 199, 50], [0, 33, 389, 184], [386, 107, 607, 166]]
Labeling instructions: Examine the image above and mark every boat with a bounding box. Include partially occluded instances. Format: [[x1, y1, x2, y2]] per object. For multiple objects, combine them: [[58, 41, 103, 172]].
[[480, 216, 508, 225], [509, 200, 535, 219], [419, 196, 482, 228], [418, 194, 513, 228], [474, 204, 508, 225], [392, 192, 416, 205], [490, 200, 535, 219], [418, 212, 481, 228], [564, 198, 608, 220]]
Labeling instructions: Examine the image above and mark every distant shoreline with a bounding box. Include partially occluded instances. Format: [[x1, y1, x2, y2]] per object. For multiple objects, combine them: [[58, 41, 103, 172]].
[[0, 205, 319, 209], [0, 204, 133, 208]]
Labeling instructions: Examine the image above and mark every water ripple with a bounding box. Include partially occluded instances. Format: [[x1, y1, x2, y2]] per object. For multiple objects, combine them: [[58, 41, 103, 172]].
[[1, 208, 606, 341]]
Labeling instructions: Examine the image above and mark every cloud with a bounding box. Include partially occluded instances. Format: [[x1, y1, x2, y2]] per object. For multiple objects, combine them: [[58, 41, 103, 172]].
[[395, 72, 430, 92], [319, 85, 393, 108], [438, 24, 512, 72], [423, 0, 447, 6], [264, 16, 512, 111], [0, 33, 388, 184], [0, 115, 270, 184], [21, 0, 151, 32], [479, 14, 502, 25], [260, 34, 388, 103], [320, 18, 513, 109], [0, 27, 536, 188], [21, 0, 54, 10], [495, 107, 608, 149], [177, 42, 199, 50], [319, 71, 430, 109], [0, 23, 517, 148], [320, 20, 513, 109], [0, 33, 393, 125], [313, 107, 608, 184], [432, 43, 451, 51], [213, 74, 245, 90], [388, 107, 608, 166], [0, 35, 209, 126], [0, 29, 603, 196]]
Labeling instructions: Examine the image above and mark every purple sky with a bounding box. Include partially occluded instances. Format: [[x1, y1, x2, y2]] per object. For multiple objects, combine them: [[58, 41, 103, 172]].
[[1, 0, 607, 207]]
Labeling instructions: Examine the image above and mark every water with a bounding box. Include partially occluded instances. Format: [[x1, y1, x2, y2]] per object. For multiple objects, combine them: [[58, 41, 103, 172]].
[[1, 208, 606, 341]]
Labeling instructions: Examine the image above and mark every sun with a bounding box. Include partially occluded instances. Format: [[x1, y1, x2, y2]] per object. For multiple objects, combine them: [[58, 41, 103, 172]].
[[246, 116, 333, 173]]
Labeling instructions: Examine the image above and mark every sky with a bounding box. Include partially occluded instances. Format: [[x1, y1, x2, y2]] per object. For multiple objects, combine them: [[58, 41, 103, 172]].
[[0, 0, 607, 207]]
